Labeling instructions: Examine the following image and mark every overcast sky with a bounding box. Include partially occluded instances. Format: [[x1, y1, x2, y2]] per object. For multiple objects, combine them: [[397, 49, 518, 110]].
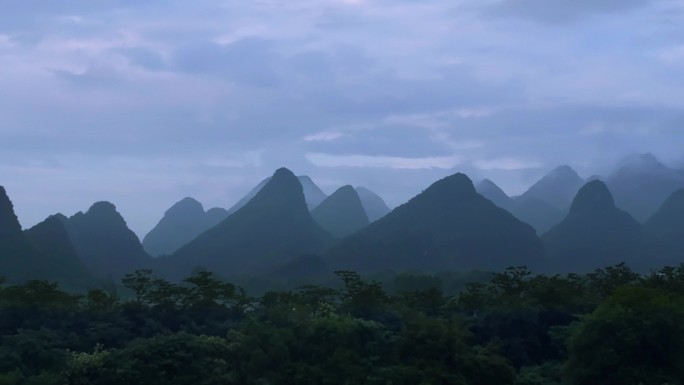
[[2, 0, 684, 236]]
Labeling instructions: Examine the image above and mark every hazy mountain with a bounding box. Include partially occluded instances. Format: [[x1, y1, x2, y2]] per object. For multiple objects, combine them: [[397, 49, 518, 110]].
[[355, 186, 392, 222], [298, 175, 328, 210], [164, 168, 336, 278], [542, 180, 645, 272], [327, 173, 545, 272], [511, 198, 565, 235], [228, 175, 328, 214], [476, 179, 514, 211], [311, 185, 369, 238], [63, 201, 152, 279], [518, 165, 585, 211], [476, 179, 562, 234], [643, 188, 684, 265], [606, 153, 684, 222], [143, 197, 229, 257]]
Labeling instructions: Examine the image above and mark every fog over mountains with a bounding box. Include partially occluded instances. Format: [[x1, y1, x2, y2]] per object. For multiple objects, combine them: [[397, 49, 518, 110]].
[[2, 153, 684, 288]]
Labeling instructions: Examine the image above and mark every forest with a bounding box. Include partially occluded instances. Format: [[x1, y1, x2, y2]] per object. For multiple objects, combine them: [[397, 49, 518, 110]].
[[1, 263, 683, 385]]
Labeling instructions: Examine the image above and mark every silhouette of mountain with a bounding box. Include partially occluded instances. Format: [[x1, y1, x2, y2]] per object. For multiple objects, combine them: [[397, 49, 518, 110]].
[[0, 186, 46, 282], [311, 185, 369, 238], [24, 215, 93, 286], [542, 180, 645, 272], [143, 197, 229, 257], [511, 198, 565, 235], [164, 168, 336, 278], [644, 188, 684, 265], [518, 165, 585, 211], [0, 186, 92, 285], [63, 201, 152, 279], [227, 175, 328, 214], [476, 179, 514, 211], [355, 186, 391, 222], [327, 173, 544, 272], [606, 153, 684, 222]]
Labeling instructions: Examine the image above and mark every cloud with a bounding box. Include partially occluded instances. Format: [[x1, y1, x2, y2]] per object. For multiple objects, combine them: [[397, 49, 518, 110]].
[[487, 0, 651, 23], [306, 153, 464, 169]]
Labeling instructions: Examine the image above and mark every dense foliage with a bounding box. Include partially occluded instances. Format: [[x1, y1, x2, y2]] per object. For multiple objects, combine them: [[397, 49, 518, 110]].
[[1, 263, 683, 384]]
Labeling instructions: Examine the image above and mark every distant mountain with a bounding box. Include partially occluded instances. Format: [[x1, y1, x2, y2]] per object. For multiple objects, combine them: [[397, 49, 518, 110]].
[[355, 186, 391, 222], [311, 185, 369, 238], [518, 165, 585, 211], [63, 201, 152, 279], [299, 176, 328, 210], [511, 198, 565, 235], [643, 188, 684, 265], [542, 180, 645, 272], [164, 168, 336, 278], [227, 175, 328, 214], [475, 179, 562, 234], [143, 197, 229, 257], [327, 173, 545, 272], [606, 153, 684, 222], [0, 186, 91, 285], [476, 179, 514, 211]]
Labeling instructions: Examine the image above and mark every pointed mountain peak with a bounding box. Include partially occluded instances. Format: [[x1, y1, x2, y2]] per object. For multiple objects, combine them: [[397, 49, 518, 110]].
[[165, 197, 204, 217], [569, 180, 615, 214], [427, 172, 477, 197], [477, 178, 501, 190], [0, 186, 23, 238], [243, 167, 308, 214], [354, 186, 391, 222], [312, 185, 369, 238]]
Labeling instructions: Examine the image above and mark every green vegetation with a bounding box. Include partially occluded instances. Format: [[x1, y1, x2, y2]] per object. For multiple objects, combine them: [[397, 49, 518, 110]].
[[2, 263, 683, 384]]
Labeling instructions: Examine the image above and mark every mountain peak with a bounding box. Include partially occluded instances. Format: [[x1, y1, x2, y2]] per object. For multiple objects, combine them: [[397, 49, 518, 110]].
[[549, 165, 580, 179], [164, 197, 205, 218], [617, 153, 666, 172], [0, 186, 23, 239], [519, 165, 585, 210], [354, 186, 391, 222], [274, 167, 296, 179], [312, 185, 369, 238], [569, 180, 615, 214], [430, 172, 477, 197]]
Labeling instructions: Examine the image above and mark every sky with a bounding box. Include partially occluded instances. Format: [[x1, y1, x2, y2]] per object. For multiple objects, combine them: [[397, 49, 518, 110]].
[[2, 0, 684, 237]]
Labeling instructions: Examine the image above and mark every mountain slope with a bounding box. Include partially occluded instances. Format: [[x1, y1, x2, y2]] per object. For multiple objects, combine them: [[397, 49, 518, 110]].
[[143, 197, 229, 257], [476, 179, 514, 211], [606, 153, 684, 222], [165, 168, 336, 278], [355, 186, 391, 222], [542, 180, 645, 272], [311, 185, 369, 238], [24, 215, 94, 287], [511, 197, 565, 235], [227, 175, 328, 214], [0, 186, 92, 285], [643, 188, 684, 265], [518, 165, 585, 211], [63, 201, 152, 279], [327, 173, 545, 272]]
